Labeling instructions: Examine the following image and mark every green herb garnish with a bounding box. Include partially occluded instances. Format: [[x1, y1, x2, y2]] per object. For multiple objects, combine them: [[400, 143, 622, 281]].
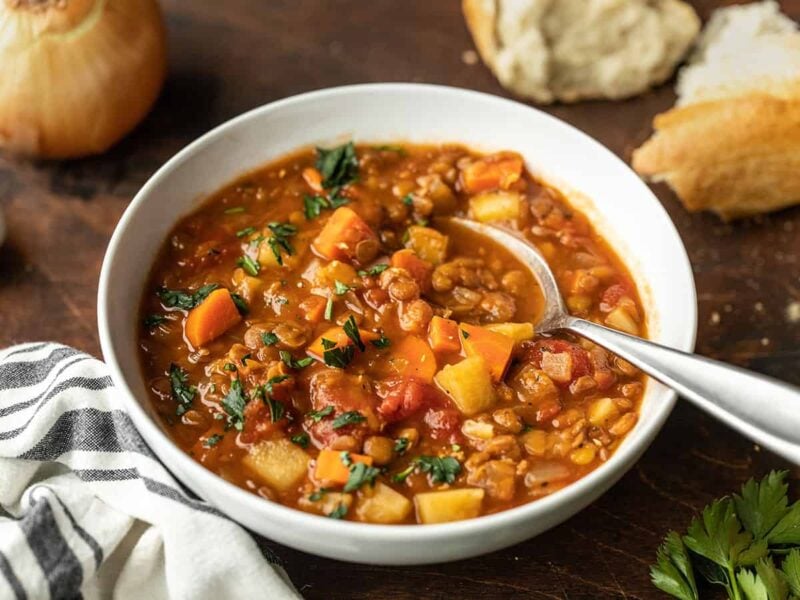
[[266, 221, 297, 266], [230, 293, 249, 315], [343, 461, 380, 493], [203, 434, 223, 448], [392, 455, 461, 484], [169, 363, 196, 416], [236, 226, 257, 238], [324, 296, 334, 321], [309, 488, 329, 502], [144, 314, 167, 328], [334, 280, 351, 296], [237, 254, 260, 276], [394, 437, 409, 455], [221, 379, 247, 431], [261, 331, 279, 346], [651, 471, 800, 600], [158, 283, 219, 310], [321, 338, 355, 368], [291, 433, 310, 448], [402, 194, 413, 206], [328, 503, 348, 519], [266, 397, 285, 422], [279, 350, 314, 370], [223, 362, 237, 372], [303, 194, 330, 220], [224, 206, 246, 215], [316, 142, 359, 190], [461, 329, 471, 339], [371, 334, 391, 349], [306, 405, 334, 422], [342, 315, 365, 351], [357, 264, 389, 277], [332, 410, 366, 430]]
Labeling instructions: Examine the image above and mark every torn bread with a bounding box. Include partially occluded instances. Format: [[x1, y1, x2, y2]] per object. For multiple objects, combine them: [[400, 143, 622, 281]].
[[462, 0, 700, 104], [633, 1, 800, 220]]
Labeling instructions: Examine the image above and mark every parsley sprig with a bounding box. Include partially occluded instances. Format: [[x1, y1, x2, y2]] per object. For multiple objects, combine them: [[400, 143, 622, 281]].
[[168, 363, 195, 416], [652, 471, 800, 600], [392, 455, 461, 484], [316, 142, 359, 190], [266, 222, 297, 266], [221, 379, 247, 431], [158, 284, 219, 310]]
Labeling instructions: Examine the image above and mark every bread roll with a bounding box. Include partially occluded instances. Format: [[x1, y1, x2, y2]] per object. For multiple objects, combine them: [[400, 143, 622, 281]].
[[633, 1, 800, 220], [462, 0, 700, 104]]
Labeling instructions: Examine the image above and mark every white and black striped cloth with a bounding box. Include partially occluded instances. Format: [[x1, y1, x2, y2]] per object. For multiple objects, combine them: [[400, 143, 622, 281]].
[[0, 343, 299, 600]]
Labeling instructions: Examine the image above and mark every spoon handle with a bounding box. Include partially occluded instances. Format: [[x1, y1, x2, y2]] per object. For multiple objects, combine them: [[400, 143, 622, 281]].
[[564, 316, 800, 464]]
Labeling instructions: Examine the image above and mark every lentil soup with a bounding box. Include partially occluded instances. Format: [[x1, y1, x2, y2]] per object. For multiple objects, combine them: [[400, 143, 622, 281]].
[[138, 142, 646, 524]]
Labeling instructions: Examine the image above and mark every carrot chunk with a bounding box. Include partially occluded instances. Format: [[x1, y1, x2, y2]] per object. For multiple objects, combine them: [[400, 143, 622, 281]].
[[387, 336, 437, 383], [184, 289, 241, 348], [428, 316, 461, 355], [302, 167, 324, 193], [299, 295, 328, 324], [461, 152, 523, 194], [306, 326, 380, 359], [459, 323, 514, 382], [312, 206, 377, 263], [315, 449, 373, 484], [391, 249, 433, 293]]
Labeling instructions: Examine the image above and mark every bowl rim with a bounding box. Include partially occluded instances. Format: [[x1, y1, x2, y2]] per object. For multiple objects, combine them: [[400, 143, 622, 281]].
[[98, 82, 698, 542]]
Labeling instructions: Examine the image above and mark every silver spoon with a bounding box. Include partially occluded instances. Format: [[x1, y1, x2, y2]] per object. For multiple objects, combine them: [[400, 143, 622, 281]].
[[450, 217, 800, 464]]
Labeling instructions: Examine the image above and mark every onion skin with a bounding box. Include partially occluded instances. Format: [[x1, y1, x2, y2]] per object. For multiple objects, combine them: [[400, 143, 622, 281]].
[[0, 0, 167, 159]]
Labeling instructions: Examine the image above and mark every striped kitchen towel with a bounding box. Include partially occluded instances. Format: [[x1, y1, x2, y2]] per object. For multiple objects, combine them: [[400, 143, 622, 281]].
[[0, 343, 300, 600]]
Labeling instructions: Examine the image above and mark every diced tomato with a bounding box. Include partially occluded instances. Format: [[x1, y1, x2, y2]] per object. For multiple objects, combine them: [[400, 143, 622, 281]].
[[307, 371, 379, 447], [377, 377, 437, 422], [423, 406, 461, 442], [535, 399, 562, 423], [600, 283, 632, 312], [523, 339, 592, 383]]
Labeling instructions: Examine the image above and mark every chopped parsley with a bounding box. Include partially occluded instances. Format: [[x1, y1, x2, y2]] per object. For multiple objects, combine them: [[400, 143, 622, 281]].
[[168, 364, 196, 416], [309, 488, 329, 502], [371, 334, 391, 349], [236, 254, 260, 276], [342, 315, 365, 351], [266, 221, 297, 266], [223, 362, 237, 372], [392, 455, 461, 484], [343, 460, 380, 493], [332, 410, 366, 430], [224, 206, 246, 214], [334, 280, 351, 296], [402, 194, 414, 206], [230, 293, 249, 315], [328, 503, 348, 519], [265, 397, 285, 422], [158, 283, 219, 310], [324, 296, 334, 321], [315, 142, 359, 190], [144, 314, 167, 328], [261, 331, 279, 346], [279, 350, 314, 370], [221, 379, 247, 431], [203, 434, 223, 448], [291, 433, 310, 448], [321, 338, 355, 368], [240, 353, 251, 366], [306, 405, 334, 422], [461, 329, 471, 339], [236, 226, 256, 238], [303, 194, 330, 220], [394, 437, 410, 455], [357, 264, 389, 277]]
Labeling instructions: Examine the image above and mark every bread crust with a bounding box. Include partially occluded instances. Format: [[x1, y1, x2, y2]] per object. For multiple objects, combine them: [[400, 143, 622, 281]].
[[632, 91, 800, 220], [462, 0, 497, 69]]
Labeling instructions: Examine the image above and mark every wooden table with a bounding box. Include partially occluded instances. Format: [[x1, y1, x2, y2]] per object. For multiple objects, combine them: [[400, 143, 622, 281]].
[[1, 1, 798, 597]]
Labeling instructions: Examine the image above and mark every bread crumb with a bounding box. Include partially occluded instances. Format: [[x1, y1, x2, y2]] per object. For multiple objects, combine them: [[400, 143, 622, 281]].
[[462, 49, 479, 66], [709, 311, 721, 325], [786, 301, 800, 323], [761, 337, 770, 346], [754, 301, 764, 313]]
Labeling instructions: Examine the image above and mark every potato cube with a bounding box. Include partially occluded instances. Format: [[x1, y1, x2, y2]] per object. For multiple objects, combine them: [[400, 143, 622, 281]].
[[356, 483, 412, 524], [605, 306, 639, 335], [243, 439, 310, 492], [406, 226, 449, 265], [587, 397, 620, 427], [434, 356, 496, 416], [314, 260, 359, 289], [414, 488, 485, 524], [484, 322, 534, 343], [469, 191, 521, 222]]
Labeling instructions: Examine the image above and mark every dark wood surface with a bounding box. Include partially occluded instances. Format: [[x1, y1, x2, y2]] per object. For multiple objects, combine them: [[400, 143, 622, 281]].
[[1, 1, 799, 597]]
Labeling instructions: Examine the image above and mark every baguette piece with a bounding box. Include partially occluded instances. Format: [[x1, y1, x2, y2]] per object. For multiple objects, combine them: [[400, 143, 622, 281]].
[[462, 0, 700, 104], [633, 1, 800, 220]]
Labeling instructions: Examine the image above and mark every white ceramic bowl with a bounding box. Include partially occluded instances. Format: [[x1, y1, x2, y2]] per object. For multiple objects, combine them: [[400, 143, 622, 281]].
[[98, 83, 697, 565]]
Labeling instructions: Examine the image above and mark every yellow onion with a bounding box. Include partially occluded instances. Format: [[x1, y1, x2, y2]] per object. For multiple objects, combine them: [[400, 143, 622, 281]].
[[0, 0, 167, 159]]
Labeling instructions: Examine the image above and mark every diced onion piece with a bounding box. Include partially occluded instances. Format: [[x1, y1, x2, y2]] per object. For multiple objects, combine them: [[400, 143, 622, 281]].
[[540, 351, 573, 383], [587, 397, 620, 427], [462, 419, 495, 440]]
